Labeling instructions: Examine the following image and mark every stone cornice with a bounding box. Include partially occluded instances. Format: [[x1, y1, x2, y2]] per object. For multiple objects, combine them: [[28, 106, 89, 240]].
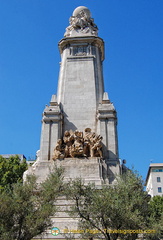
[[58, 36, 104, 61]]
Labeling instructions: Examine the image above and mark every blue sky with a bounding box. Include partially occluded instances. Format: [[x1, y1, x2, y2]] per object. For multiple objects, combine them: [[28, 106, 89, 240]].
[[0, 0, 163, 180]]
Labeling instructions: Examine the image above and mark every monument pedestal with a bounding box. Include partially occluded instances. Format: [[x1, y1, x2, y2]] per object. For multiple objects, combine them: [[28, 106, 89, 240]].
[[28, 157, 107, 240], [56, 157, 107, 185], [24, 157, 107, 186]]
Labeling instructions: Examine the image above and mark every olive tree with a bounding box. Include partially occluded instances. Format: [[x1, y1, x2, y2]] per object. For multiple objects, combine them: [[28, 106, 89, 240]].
[[0, 167, 64, 240], [66, 171, 151, 240]]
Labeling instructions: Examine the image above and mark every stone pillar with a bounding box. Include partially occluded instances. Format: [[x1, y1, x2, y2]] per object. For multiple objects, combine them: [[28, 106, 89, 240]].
[[97, 92, 119, 161], [57, 37, 104, 133], [97, 92, 120, 183], [39, 95, 63, 161]]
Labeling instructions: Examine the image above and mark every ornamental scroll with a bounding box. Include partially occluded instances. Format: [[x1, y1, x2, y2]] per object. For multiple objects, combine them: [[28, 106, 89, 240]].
[[52, 128, 103, 160]]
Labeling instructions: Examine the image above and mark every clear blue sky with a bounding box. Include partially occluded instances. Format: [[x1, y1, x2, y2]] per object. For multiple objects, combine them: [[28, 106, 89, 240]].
[[0, 0, 163, 180]]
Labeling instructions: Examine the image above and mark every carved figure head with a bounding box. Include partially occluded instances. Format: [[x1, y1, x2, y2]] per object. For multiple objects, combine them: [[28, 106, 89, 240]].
[[64, 130, 70, 137], [85, 128, 91, 133], [74, 130, 79, 136], [57, 139, 62, 144]]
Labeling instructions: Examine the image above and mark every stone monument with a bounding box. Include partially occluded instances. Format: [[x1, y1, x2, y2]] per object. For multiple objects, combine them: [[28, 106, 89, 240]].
[[24, 6, 121, 239], [24, 6, 120, 186]]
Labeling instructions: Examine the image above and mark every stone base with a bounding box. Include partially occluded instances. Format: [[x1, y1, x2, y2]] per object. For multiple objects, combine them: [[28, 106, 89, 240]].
[[55, 157, 106, 185], [24, 158, 106, 239], [24, 158, 119, 239], [24, 157, 107, 186]]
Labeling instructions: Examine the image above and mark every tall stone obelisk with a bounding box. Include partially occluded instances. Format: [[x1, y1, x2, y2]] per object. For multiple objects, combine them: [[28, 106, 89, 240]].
[[24, 6, 120, 185]]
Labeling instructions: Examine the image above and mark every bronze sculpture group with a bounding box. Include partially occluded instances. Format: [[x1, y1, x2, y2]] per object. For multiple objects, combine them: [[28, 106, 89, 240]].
[[53, 128, 103, 160]]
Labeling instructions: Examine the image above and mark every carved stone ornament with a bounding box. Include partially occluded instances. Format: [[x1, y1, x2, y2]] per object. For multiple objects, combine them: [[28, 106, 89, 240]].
[[52, 128, 103, 160], [52, 139, 65, 160], [64, 6, 98, 37]]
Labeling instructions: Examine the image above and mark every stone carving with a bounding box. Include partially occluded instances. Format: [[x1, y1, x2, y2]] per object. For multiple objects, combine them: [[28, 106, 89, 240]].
[[74, 46, 87, 56], [52, 139, 64, 160], [64, 6, 98, 37], [91, 134, 103, 158], [83, 128, 93, 157], [53, 128, 103, 160], [71, 130, 84, 158], [63, 130, 74, 158]]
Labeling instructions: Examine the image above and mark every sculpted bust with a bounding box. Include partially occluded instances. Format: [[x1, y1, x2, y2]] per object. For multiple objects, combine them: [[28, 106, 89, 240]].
[[64, 6, 98, 37]]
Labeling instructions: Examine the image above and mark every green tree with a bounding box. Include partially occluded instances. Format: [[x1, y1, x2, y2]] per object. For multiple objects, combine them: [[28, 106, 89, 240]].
[[146, 195, 163, 240], [0, 155, 27, 191], [66, 171, 151, 240], [149, 195, 163, 220], [0, 167, 64, 240]]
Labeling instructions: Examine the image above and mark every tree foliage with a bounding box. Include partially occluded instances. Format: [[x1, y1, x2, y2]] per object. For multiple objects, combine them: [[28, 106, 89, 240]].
[[66, 171, 151, 240], [146, 195, 163, 240], [0, 155, 27, 191], [0, 167, 64, 240], [149, 195, 163, 221]]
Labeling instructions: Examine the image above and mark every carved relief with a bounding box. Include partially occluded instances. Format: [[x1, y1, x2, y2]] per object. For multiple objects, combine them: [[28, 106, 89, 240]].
[[74, 46, 87, 56], [68, 43, 96, 57], [53, 128, 103, 160]]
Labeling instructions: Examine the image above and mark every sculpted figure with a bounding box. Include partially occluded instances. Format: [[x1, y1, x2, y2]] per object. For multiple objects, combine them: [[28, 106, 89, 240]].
[[31, 150, 40, 170], [63, 130, 74, 158], [83, 128, 94, 157], [71, 10, 90, 31], [52, 139, 64, 160], [71, 130, 84, 157], [91, 135, 103, 158], [53, 128, 103, 160], [64, 6, 98, 37]]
